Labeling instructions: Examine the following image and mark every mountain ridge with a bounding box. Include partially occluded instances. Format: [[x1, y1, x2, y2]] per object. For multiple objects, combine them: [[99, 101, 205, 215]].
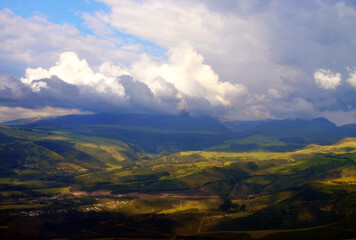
[[2, 113, 356, 153]]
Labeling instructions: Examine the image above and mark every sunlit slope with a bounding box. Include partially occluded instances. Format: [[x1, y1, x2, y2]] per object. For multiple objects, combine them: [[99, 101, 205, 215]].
[[1, 126, 355, 238], [1, 124, 355, 196], [79, 138, 356, 195], [1, 123, 355, 188], [208, 135, 292, 152], [0, 126, 137, 175]]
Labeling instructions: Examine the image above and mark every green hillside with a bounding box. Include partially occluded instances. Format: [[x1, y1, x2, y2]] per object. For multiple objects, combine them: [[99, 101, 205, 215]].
[[0, 124, 355, 239], [0, 125, 137, 179]]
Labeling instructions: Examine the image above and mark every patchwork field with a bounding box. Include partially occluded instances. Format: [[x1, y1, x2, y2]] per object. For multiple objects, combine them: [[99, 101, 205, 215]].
[[0, 124, 355, 239]]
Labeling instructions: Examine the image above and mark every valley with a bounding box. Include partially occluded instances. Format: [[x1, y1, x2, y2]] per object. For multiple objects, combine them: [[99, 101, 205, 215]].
[[0, 114, 355, 239]]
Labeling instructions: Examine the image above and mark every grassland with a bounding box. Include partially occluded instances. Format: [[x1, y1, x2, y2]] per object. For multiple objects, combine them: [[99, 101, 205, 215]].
[[0, 125, 356, 239]]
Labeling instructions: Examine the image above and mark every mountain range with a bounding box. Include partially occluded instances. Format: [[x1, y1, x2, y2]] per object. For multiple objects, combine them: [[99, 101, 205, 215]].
[[3, 113, 355, 153]]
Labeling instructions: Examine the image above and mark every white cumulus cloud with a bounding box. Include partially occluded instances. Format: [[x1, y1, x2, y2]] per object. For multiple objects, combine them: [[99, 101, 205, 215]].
[[131, 43, 248, 107], [19, 48, 248, 115], [2, 1, 356, 122], [314, 69, 342, 90], [346, 67, 356, 87], [21, 52, 127, 97]]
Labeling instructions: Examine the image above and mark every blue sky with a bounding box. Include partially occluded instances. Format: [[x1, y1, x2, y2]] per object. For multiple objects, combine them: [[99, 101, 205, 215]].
[[0, 0, 356, 124], [0, 0, 107, 33], [0, 0, 165, 60]]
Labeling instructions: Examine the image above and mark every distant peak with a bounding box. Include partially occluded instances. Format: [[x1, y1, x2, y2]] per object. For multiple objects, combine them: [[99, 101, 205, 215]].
[[314, 117, 329, 121], [313, 117, 336, 125]]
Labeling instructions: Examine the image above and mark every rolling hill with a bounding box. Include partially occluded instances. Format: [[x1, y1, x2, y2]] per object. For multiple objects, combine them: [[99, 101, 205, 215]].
[[0, 114, 355, 239]]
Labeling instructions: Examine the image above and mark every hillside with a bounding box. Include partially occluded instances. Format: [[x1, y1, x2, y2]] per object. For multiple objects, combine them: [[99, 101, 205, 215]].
[[7, 114, 356, 154], [0, 120, 355, 239], [18, 113, 236, 153], [220, 118, 356, 151]]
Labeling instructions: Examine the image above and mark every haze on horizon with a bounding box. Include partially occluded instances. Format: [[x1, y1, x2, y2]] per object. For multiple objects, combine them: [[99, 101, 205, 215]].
[[0, 0, 356, 125]]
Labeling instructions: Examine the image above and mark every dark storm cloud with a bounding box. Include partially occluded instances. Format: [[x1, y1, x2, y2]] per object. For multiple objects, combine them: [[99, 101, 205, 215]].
[[34, 77, 80, 101], [0, 74, 86, 110], [0, 73, 179, 115], [120, 75, 155, 107], [0, 74, 32, 101]]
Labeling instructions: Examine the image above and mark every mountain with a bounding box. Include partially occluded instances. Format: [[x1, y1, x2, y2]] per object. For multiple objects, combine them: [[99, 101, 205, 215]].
[[339, 123, 356, 137], [221, 119, 275, 133], [222, 117, 348, 145], [28, 112, 231, 133], [22, 113, 236, 153], [5, 114, 356, 153]]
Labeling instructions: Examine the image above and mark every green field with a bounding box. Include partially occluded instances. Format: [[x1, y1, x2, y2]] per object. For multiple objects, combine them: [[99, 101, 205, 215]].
[[0, 124, 355, 239]]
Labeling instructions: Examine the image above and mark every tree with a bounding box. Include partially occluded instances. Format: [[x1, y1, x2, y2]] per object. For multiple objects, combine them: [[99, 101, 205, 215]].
[[219, 197, 239, 212]]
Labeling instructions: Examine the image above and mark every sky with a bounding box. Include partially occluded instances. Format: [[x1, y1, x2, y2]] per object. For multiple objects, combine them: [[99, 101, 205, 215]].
[[0, 0, 356, 125]]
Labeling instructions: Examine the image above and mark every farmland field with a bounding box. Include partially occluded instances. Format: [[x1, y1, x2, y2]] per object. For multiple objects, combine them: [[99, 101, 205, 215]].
[[0, 118, 356, 239]]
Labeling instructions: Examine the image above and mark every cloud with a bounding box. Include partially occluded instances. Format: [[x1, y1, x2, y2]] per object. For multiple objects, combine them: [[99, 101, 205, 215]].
[[0, 74, 32, 100], [31, 77, 80, 101], [97, 0, 356, 92], [118, 75, 179, 114], [0, 106, 90, 123], [2, 52, 172, 114], [99, 0, 225, 48], [0, 8, 140, 76], [30, 81, 48, 92], [131, 43, 248, 107], [18, 48, 248, 115], [268, 88, 281, 99], [97, 0, 356, 89], [320, 109, 356, 126], [314, 69, 342, 90], [1, 1, 356, 123], [21, 52, 127, 97], [0, 73, 83, 110], [98, 0, 296, 92], [261, 1, 356, 72], [82, 11, 114, 36], [347, 67, 356, 87]]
